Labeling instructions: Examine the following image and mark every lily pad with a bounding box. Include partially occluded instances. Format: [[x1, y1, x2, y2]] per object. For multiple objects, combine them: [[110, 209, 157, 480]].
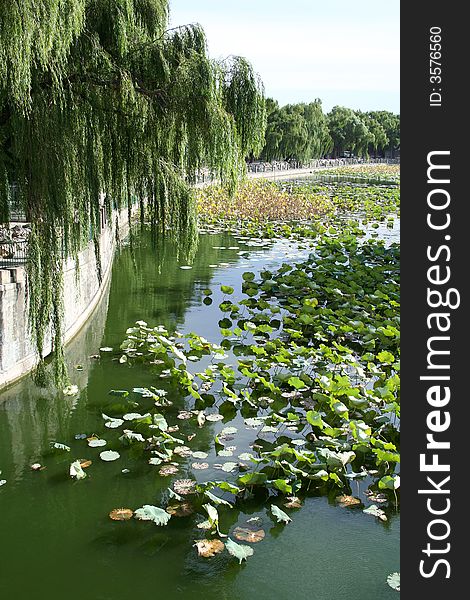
[[88, 438, 107, 447], [192, 462, 209, 470], [159, 465, 179, 476], [206, 414, 224, 422], [192, 451, 209, 459], [387, 572, 400, 591], [233, 526, 265, 543], [100, 450, 120, 462], [173, 479, 197, 495]]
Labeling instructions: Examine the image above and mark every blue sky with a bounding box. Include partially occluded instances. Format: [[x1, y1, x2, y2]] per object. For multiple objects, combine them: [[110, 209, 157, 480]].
[[169, 0, 400, 114]]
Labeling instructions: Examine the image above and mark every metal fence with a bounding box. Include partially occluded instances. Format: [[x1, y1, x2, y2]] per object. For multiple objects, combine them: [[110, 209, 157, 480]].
[[194, 157, 399, 184], [0, 240, 28, 268], [246, 157, 399, 174]]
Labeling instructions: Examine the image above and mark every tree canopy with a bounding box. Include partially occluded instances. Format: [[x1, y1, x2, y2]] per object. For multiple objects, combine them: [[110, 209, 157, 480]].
[[259, 99, 399, 161], [261, 99, 332, 162], [0, 0, 266, 383]]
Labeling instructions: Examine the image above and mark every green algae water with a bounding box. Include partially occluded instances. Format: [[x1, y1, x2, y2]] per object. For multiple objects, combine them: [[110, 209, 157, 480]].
[[0, 224, 399, 600]]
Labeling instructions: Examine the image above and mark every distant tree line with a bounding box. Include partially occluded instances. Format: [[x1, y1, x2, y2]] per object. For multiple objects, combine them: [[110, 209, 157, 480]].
[[257, 99, 399, 162]]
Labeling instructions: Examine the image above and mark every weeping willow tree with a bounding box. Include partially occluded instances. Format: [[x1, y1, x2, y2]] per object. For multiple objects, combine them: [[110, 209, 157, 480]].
[[0, 0, 266, 384]]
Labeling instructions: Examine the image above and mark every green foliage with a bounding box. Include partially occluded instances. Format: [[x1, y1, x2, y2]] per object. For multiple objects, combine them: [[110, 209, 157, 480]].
[[260, 98, 332, 161], [0, 0, 265, 383]]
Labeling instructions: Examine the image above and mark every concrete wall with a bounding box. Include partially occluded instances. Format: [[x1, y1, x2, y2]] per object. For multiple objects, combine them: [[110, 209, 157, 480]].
[[0, 207, 133, 390]]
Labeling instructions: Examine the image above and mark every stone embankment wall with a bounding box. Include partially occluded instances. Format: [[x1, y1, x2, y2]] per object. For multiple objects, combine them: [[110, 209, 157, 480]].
[[0, 208, 132, 389]]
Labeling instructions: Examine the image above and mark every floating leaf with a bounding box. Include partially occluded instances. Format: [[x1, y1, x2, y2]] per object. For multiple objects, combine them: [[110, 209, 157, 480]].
[[225, 537, 254, 563], [218, 449, 234, 457], [122, 412, 149, 421], [102, 414, 124, 429], [109, 508, 133, 521], [233, 526, 265, 543], [284, 496, 302, 509], [69, 460, 86, 480], [220, 426, 238, 436], [174, 446, 192, 457], [192, 451, 209, 459], [159, 465, 179, 476], [50, 442, 71, 452], [88, 438, 107, 448], [206, 414, 224, 422], [194, 539, 225, 558], [363, 504, 387, 521], [166, 502, 195, 517], [100, 450, 120, 462], [270, 504, 292, 524], [134, 505, 171, 526], [173, 479, 196, 495], [336, 495, 361, 507], [387, 572, 400, 591], [192, 462, 209, 470], [221, 462, 238, 473], [221, 285, 234, 295], [120, 430, 145, 444]]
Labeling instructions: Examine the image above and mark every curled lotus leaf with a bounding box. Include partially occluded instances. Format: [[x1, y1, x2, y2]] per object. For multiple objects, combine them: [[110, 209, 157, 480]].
[[69, 460, 86, 480], [134, 505, 171, 526], [363, 504, 387, 521], [270, 504, 292, 524], [109, 508, 133, 521], [194, 539, 225, 558], [225, 537, 254, 563]]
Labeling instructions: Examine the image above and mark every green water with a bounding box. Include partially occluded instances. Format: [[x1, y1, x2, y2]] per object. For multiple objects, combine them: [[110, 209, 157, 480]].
[[0, 227, 399, 600]]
